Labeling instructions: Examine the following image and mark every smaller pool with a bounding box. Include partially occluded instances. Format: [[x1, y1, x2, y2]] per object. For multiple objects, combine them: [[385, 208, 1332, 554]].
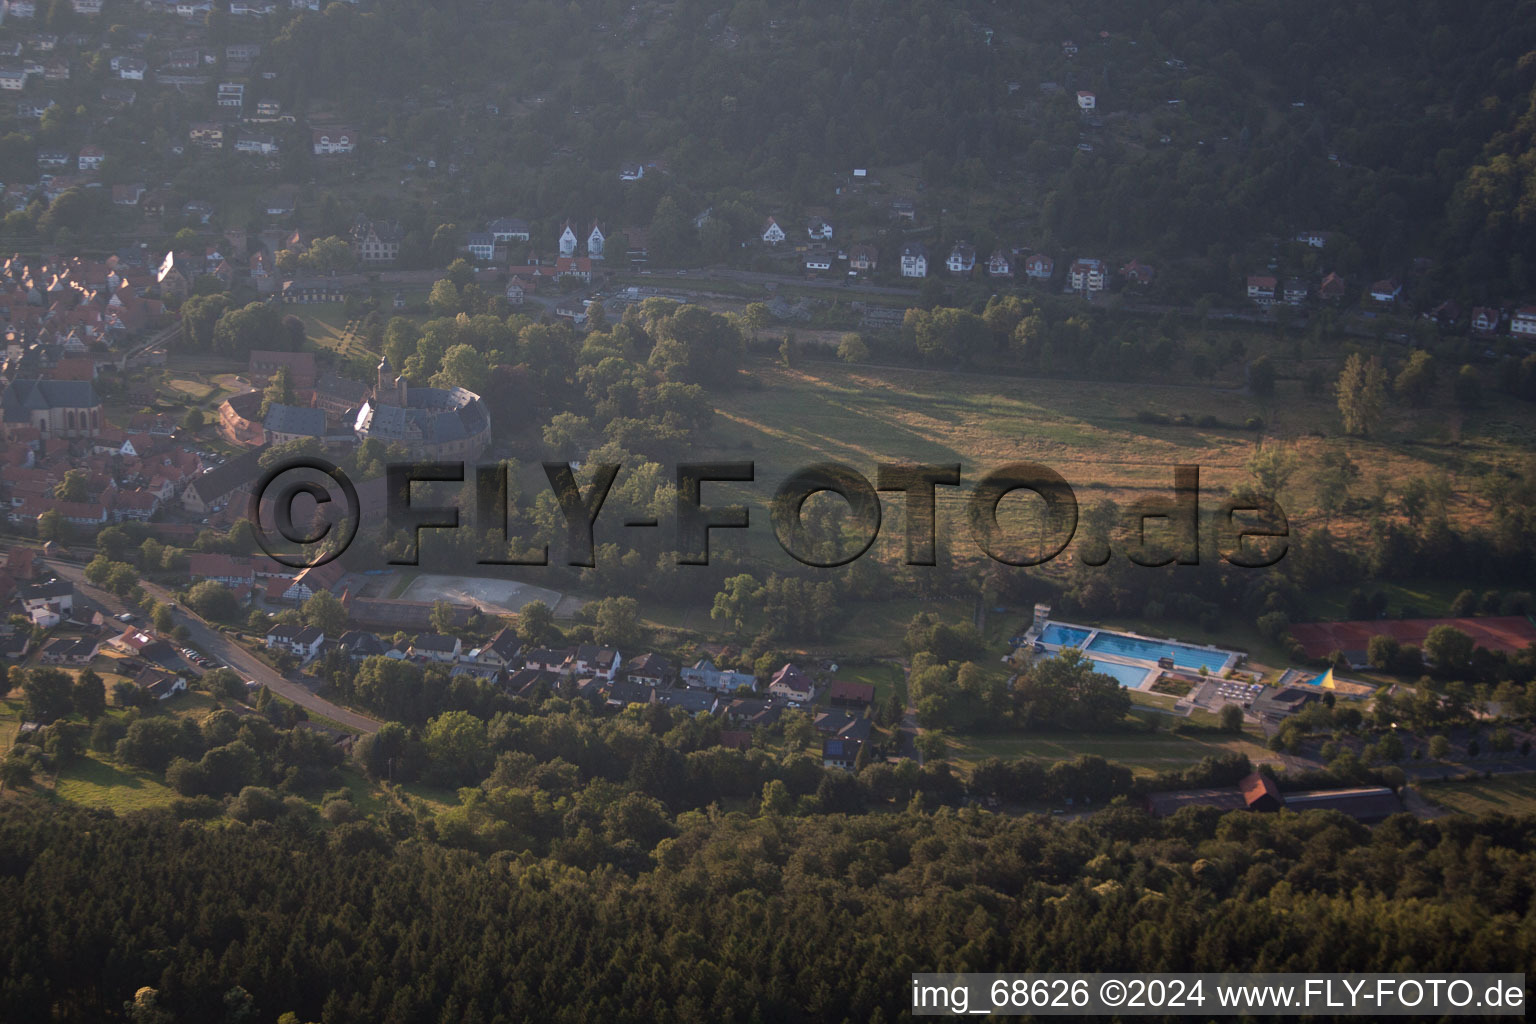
[[1039, 624, 1091, 647], [1088, 659, 1151, 689]]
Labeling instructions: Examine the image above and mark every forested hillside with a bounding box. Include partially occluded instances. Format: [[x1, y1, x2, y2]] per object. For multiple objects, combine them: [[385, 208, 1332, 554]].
[[17, 0, 1535, 296], [1, 799, 1532, 1021]]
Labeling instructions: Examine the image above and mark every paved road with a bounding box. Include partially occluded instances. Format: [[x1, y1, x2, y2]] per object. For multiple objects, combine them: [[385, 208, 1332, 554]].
[[47, 559, 382, 734]]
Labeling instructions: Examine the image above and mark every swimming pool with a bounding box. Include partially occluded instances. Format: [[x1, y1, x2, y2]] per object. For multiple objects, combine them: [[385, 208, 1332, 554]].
[[1039, 624, 1091, 647], [1088, 658, 1152, 689], [1085, 632, 1229, 673]]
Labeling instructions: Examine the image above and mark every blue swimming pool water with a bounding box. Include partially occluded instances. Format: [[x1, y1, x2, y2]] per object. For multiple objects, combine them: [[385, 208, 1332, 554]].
[[1040, 624, 1091, 647], [1088, 659, 1151, 688], [1086, 632, 1228, 672]]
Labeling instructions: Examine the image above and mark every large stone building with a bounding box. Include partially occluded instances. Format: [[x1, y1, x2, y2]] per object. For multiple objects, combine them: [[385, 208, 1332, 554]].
[[352, 357, 491, 460], [1, 378, 103, 441]]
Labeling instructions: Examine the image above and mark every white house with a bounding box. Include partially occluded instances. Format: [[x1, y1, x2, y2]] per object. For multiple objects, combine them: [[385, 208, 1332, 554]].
[[466, 232, 494, 261], [1069, 257, 1106, 293], [805, 254, 832, 273], [767, 663, 814, 703], [586, 222, 605, 259], [1077, 90, 1096, 111], [1511, 307, 1536, 337], [558, 221, 579, 257], [76, 144, 104, 170], [762, 217, 786, 245], [1247, 274, 1277, 305], [946, 241, 976, 274], [899, 241, 928, 278], [265, 624, 324, 661], [807, 218, 832, 241], [619, 162, 644, 181], [1370, 278, 1402, 304], [487, 217, 530, 242]]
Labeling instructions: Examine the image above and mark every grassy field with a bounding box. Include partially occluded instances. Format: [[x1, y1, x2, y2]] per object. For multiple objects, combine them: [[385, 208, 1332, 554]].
[[707, 358, 1530, 563], [52, 753, 179, 813], [828, 662, 904, 707], [293, 303, 379, 359], [1419, 773, 1536, 817], [947, 728, 1280, 777]]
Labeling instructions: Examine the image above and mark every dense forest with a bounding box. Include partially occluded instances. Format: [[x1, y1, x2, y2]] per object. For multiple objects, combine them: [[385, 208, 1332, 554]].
[[9, 0, 1536, 297], [0, 798, 1532, 1022]]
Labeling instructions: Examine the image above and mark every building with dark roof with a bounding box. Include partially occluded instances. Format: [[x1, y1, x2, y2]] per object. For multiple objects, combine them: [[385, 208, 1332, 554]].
[[181, 448, 265, 514], [1, 378, 103, 441], [828, 679, 875, 707], [263, 403, 326, 443], [352, 356, 490, 460]]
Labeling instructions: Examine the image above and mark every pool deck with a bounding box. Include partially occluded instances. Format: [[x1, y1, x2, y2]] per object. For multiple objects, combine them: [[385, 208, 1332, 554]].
[[1019, 619, 1243, 692]]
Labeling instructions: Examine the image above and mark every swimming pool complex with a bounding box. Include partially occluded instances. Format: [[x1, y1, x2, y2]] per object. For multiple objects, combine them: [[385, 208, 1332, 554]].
[[1030, 619, 1240, 688]]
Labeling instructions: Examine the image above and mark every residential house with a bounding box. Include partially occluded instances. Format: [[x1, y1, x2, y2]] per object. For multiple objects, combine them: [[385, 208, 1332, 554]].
[[473, 627, 521, 670], [946, 241, 976, 275], [1370, 278, 1402, 304], [553, 256, 593, 282], [1024, 253, 1054, 281], [0, 67, 25, 91], [586, 222, 605, 259], [807, 218, 832, 241], [282, 561, 344, 603], [1470, 307, 1501, 335], [558, 220, 579, 257], [1077, 90, 1096, 111], [133, 666, 187, 701], [986, 249, 1013, 278], [522, 647, 574, 674], [573, 644, 621, 680], [1294, 230, 1332, 249], [891, 199, 916, 221], [336, 630, 385, 662], [1512, 308, 1536, 338], [188, 122, 224, 149], [20, 577, 72, 624], [352, 219, 401, 263], [1319, 272, 1346, 301], [828, 679, 875, 708], [622, 653, 675, 688], [108, 627, 173, 661], [116, 57, 147, 79], [504, 280, 525, 305], [38, 634, 98, 665], [311, 128, 356, 155], [822, 736, 862, 770], [234, 133, 278, 155], [619, 162, 644, 180], [804, 254, 832, 273], [848, 243, 878, 272], [762, 217, 786, 245], [410, 634, 462, 663], [216, 82, 244, 108], [767, 663, 813, 703], [1062, 39, 1078, 56], [1282, 279, 1309, 305], [266, 623, 324, 661], [1246, 274, 1277, 305], [1068, 257, 1106, 293], [1120, 258, 1154, 285], [487, 217, 530, 242], [466, 232, 495, 261], [679, 658, 757, 693], [899, 241, 928, 278], [76, 144, 104, 170]]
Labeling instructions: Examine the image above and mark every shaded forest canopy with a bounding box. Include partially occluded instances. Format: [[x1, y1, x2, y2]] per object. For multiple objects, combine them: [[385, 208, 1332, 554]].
[[215, 0, 1536, 297], [0, 800, 1533, 1022]]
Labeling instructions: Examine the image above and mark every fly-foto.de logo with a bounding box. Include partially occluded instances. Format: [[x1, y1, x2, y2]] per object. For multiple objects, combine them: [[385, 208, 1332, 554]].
[[248, 458, 1288, 571]]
